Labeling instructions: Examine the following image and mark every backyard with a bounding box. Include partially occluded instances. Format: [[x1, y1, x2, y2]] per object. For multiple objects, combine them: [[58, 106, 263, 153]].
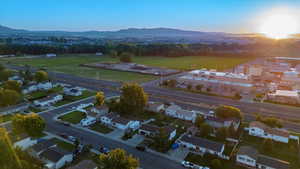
[[0, 54, 254, 83], [58, 111, 86, 124]]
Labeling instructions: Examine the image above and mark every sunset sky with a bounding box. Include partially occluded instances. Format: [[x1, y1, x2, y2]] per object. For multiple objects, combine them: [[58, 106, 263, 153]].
[[1, 0, 300, 33]]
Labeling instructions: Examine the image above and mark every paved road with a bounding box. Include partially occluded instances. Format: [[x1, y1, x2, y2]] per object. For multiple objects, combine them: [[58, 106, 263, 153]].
[[40, 98, 185, 169], [9, 65, 300, 131]]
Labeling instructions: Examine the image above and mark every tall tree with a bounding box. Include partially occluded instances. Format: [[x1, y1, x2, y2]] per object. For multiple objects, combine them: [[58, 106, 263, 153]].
[[34, 70, 49, 83], [215, 105, 243, 119], [0, 89, 21, 107], [153, 128, 170, 152], [99, 148, 139, 169], [210, 159, 222, 169], [95, 91, 105, 107], [215, 127, 228, 141], [12, 113, 45, 137], [119, 83, 148, 114], [262, 138, 274, 153], [119, 52, 133, 63], [0, 69, 14, 81], [3, 80, 22, 93], [200, 123, 213, 138], [195, 115, 205, 128]]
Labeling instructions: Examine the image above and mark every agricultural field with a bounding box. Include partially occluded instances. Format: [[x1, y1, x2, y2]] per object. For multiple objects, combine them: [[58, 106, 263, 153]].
[[0, 54, 254, 83]]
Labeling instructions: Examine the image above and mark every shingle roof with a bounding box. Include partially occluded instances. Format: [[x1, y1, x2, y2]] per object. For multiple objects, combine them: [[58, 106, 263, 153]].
[[40, 147, 71, 163], [112, 117, 131, 125], [180, 135, 224, 153], [67, 160, 97, 169], [140, 124, 159, 133], [257, 155, 290, 169], [32, 140, 56, 153], [237, 146, 259, 160], [249, 121, 289, 138]]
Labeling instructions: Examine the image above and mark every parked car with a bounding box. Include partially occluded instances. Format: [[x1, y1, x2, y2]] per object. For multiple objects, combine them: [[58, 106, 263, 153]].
[[59, 133, 68, 139], [181, 161, 195, 168], [67, 136, 77, 142]]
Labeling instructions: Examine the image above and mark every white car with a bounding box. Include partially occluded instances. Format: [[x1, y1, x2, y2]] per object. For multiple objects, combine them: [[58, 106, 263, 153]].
[[181, 161, 195, 168]]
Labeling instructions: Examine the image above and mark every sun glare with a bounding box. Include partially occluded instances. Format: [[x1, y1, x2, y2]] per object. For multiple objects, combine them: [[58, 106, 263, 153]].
[[258, 8, 299, 39]]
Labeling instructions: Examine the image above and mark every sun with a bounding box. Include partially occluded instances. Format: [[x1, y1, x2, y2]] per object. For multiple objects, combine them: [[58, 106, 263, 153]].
[[258, 9, 299, 39]]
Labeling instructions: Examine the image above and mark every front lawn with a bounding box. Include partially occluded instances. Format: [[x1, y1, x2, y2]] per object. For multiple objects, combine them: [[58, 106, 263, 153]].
[[51, 138, 75, 151], [26, 86, 63, 101], [89, 123, 113, 134], [58, 111, 86, 124]]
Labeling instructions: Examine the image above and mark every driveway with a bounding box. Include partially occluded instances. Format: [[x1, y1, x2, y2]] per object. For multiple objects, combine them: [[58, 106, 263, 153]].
[[126, 134, 145, 146], [106, 129, 124, 139], [167, 147, 190, 161]]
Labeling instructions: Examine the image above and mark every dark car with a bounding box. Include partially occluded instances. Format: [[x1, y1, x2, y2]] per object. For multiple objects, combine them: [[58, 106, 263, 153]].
[[136, 145, 146, 151]]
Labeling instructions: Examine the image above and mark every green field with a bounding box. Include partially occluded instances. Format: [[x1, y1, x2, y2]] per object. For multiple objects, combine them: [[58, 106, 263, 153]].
[[0, 54, 253, 83]]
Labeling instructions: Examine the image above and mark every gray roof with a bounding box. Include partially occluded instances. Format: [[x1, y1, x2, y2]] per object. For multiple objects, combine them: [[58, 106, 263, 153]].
[[40, 147, 71, 163], [32, 140, 56, 153], [237, 146, 259, 160], [257, 155, 290, 169], [180, 135, 224, 153], [140, 124, 160, 133], [112, 117, 131, 125], [0, 102, 29, 114], [37, 94, 60, 102]]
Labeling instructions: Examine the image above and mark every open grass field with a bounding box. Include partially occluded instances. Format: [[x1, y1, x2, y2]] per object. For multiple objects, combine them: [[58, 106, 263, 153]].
[[0, 54, 254, 82]]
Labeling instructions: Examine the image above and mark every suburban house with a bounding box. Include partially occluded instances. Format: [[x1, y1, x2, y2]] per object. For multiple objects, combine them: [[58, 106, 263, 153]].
[[22, 83, 38, 94], [138, 124, 177, 140], [248, 121, 290, 143], [236, 146, 290, 169], [178, 134, 225, 157], [165, 104, 181, 116], [63, 86, 82, 96], [9, 75, 24, 84], [30, 139, 57, 157], [267, 90, 300, 105], [165, 104, 198, 122], [40, 147, 73, 169], [206, 116, 241, 131], [80, 116, 97, 127], [111, 117, 141, 130], [37, 82, 53, 90], [100, 113, 140, 130], [67, 160, 98, 169], [145, 102, 165, 113], [34, 94, 63, 107], [0, 102, 30, 115], [91, 105, 109, 115]]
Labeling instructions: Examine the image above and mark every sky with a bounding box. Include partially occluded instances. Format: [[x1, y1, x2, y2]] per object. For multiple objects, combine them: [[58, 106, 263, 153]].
[[1, 0, 300, 33]]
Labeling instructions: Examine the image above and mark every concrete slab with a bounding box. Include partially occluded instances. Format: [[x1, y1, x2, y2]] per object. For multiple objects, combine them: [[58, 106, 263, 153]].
[[167, 147, 190, 161], [106, 129, 124, 139], [126, 134, 145, 146]]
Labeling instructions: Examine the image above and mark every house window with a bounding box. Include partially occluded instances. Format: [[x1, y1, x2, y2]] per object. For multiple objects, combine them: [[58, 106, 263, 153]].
[[238, 157, 245, 161]]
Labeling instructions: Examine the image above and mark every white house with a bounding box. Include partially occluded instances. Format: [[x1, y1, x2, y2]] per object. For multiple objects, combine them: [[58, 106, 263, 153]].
[[30, 139, 57, 157], [173, 109, 198, 122], [34, 94, 63, 107], [100, 113, 117, 125], [63, 85, 83, 97], [9, 75, 24, 84], [80, 116, 97, 127], [111, 117, 141, 130], [14, 136, 38, 150], [206, 116, 241, 131], [0, 102, 30, 115], [248, 121, 289, 143], [165, 104, 181, 116], [236, 146, 290, 169], [138, 124, 176, 140], [145, 102, 165, 113], [91, 105, 109, 115], [179, 134, 225, 157], [22, 84, 38, 94], [40, 147, 73, 169], [37, 82, 53, 90], [236, 146, 259, 168]]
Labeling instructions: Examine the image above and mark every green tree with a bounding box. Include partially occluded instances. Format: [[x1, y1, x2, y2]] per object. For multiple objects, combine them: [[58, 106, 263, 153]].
[[3, 80, 22, 93], [0, 69, 14, 81], [187, 83, 193, 90], [195, 115, 205, 128], [12, 113, 46, 137], [0, 89, 21, 107], [0, 63, 5, 71], [216, 127, 228, 141], [153, 128, 170, 152], [195, 84, 204, 91], [262, 139, 274, 153], [167, 79, 177, 88], [95, 91, 105, 107], [215, 105, 243, 119], [119, 83, 148, 114], [210, 159, 222, 169], [109, 50, 118, 58], [99, 148, 139, 169], [119, 52, 133, 63], [200, 123, 213, 138], [34, 70, 48, 83], [256, 115, 282, 128]]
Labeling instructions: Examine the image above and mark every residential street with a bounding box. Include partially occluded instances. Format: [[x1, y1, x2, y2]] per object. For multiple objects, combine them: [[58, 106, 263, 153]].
[[40, 97, 185, 169]]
